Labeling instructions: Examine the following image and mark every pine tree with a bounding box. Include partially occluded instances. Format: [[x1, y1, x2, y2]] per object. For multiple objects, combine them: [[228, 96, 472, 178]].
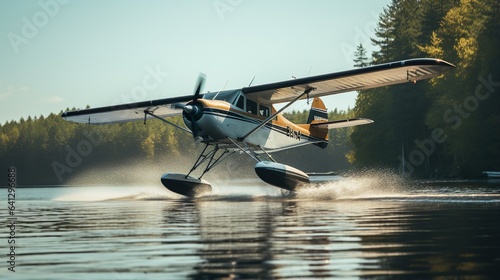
[[371, 4, 396, 63], [353, 44, 369, 67]]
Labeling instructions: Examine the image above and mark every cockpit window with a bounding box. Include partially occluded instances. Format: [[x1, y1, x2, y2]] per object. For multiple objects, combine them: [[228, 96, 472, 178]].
[[246, 99, 258, 115], [259, 105, 270, 117], [204, 89, 239, 104], [236, 95, 245, 110], [231, 92, 269, 117]]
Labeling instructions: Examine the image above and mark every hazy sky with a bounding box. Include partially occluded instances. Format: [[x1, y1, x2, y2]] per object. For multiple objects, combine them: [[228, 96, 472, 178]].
[[0, 0, 391, 123]]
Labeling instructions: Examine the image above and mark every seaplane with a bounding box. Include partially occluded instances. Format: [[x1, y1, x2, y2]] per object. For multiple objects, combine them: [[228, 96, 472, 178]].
[[62, 58, 454, 197]]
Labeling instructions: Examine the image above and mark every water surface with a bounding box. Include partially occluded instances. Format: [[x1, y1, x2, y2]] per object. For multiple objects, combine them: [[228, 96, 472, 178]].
[[2, 176, 500, 279]]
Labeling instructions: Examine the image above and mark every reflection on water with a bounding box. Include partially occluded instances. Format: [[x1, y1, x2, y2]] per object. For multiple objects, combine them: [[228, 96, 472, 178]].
[[1, 180, 500, 279]]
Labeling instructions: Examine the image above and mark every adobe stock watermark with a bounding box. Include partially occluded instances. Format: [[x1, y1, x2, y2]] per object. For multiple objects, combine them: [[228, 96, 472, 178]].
[[8, 0, 70, 54], [6, 167, 17, 273], [213, 0, 243, 21], [51, 130, 104, 183], [339, 11, 378, 64], [111, 64, 169, 105], [399, 74, 500, 174]]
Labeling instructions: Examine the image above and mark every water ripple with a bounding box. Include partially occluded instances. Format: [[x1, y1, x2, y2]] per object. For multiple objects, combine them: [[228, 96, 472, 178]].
[[1, 181, 499, 279]]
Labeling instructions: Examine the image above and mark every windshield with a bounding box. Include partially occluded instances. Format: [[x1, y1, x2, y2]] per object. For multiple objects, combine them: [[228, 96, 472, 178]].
[[203, 89, 240, 104]]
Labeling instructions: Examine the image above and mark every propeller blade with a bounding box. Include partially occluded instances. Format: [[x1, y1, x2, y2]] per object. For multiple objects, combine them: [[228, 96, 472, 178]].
[[190, 111, 202, 142], [180, 73, 206, 142], [192, 119, 200, 138], [193, 73, 206, 102]]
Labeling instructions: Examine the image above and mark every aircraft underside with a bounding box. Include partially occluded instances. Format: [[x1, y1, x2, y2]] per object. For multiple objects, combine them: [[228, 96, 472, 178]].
[[159, 141, 336, 198]]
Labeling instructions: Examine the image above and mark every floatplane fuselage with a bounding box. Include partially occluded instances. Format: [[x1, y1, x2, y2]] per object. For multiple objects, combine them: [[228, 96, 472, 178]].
[[62, 58, 455, 197], [183, 92, 330, 151]]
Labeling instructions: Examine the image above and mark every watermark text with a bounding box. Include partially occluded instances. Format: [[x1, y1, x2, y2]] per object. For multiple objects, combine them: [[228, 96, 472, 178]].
[[8, 0, 70, 54], [6, 167, 17, 273], [400, 74, 500, 174]]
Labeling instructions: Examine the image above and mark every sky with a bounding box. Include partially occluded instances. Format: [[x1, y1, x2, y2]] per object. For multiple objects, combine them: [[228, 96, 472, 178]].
[[0, 0, 391, 124]]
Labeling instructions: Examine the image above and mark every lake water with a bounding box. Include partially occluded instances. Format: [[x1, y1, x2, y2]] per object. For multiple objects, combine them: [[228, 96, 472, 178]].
[[2, 173, 500, 279]]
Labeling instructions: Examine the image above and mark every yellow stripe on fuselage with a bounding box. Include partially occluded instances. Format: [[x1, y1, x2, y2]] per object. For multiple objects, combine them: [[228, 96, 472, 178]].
[[197, 99, 328, 141]]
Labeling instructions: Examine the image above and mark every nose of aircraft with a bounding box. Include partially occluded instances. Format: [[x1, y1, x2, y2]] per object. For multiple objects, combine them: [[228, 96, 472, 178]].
[[182, 102, 204, 140], [183, 104, 197, 115], [182, 73, 206, 141]]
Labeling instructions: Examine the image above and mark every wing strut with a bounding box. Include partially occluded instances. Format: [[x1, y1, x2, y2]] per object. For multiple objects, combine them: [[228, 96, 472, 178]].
[[238, 86, 315, 141]]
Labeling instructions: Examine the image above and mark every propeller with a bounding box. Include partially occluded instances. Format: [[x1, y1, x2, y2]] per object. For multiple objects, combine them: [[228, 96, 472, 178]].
[[181, 73, 206, 141], [173, 73, 206, 110], [193, 73, 206, 102]]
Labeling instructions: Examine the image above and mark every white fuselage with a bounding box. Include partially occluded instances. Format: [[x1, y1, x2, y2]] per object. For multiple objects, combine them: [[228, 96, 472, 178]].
[[183, 99, 326, 152]]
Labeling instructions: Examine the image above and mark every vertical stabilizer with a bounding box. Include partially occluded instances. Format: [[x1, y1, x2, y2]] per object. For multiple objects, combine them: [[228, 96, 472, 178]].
[[307, 97, 328, 124], [306, 97, 329, 148]]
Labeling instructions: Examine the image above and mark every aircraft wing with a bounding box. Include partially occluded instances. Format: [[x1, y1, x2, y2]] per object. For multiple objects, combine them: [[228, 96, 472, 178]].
[[62, 95, 194, 124], [242, 58, 455, 104]]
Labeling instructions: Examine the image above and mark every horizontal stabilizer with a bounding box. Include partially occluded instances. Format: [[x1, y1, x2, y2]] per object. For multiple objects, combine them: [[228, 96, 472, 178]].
[[310, 118, 373, 129]]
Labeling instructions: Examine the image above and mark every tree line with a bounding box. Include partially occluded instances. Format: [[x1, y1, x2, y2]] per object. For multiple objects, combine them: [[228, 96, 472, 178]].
[[350, 0, 500, 178], [0, 111, 192, 185]]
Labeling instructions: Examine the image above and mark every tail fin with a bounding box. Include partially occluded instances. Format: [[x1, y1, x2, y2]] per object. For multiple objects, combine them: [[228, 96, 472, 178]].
[[307, 97, 328, 124], [306, 97, 329, 149]]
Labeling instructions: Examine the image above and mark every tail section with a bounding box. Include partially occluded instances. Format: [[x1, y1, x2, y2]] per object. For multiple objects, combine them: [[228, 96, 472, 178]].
[[307, 97, 329, 148], [297, 97, 373, 149], [307, 97, 328, 124]]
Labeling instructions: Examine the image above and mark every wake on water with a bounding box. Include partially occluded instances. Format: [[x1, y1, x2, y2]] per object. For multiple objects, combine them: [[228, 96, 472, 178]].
[[295, 169, 407, 201], [53, 154, 500, 202], [54, 168, 410, 202]]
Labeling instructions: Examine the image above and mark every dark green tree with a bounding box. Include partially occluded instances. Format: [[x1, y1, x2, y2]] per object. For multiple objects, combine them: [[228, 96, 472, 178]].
[[350, 0, 452, 177], [353, 44, 370, 67], [420, 0, 500, 177]]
